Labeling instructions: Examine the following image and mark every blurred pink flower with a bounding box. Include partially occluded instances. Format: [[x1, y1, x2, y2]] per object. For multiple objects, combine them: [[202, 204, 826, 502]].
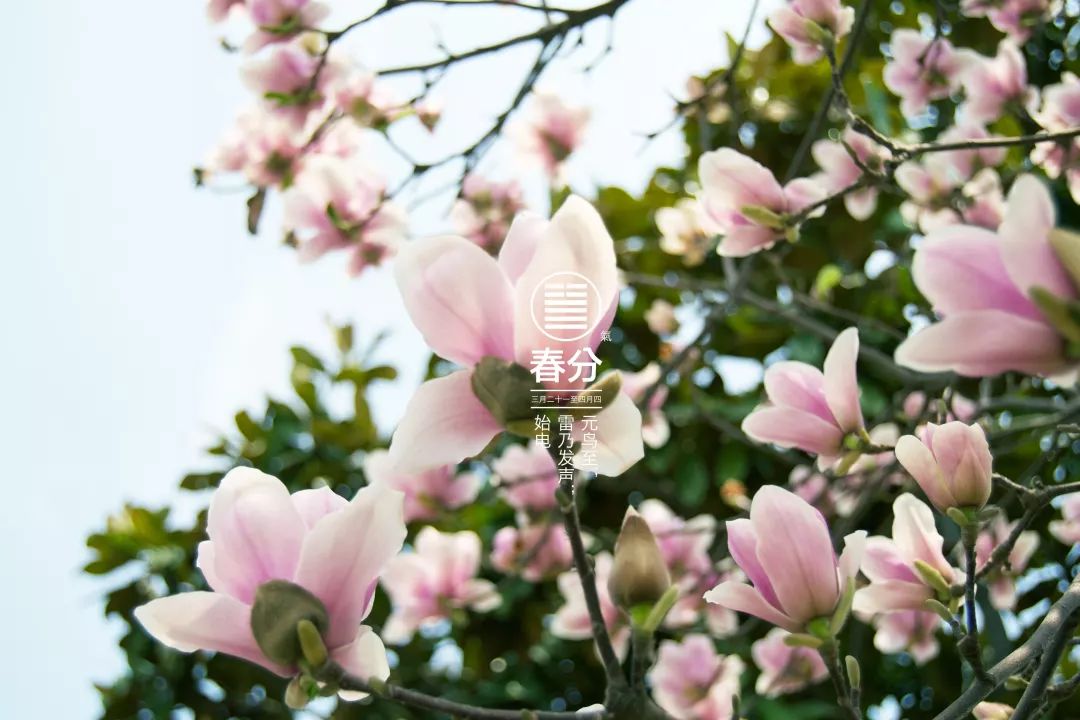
[[511, 92, 589, 178], [491, 521, 573, 581], [644, 299, 679, 336], [241, 42, 334, 125], [1033, 73, 1080, 204], [363, 449, 480, 522], [657, 198, 718, 265], [639, 499, 716, 578], [1049, 493, 1080, 545], [450, 176, 527, 252], [970, 516, 1039, 610], [491, 441, 559, 512], [811, 128, 886, 220], [895, 422, 993, 512], [959, 40, 1038, 124], [134, 468, 405, 698], [245, 0, 329, 52], [869, 610, 941, 664], [380, 527, 500, 644], [551, 551, 629, 655], [962, 0, 1052, 42], [751, 628, 829, 697], [619, 363, 671, 448], [649, 634, 744, 720], [768, 0, 855, 65], [706, 486, 866, 631], [883, 31, 966, 117], [699, 148, 825, 256]]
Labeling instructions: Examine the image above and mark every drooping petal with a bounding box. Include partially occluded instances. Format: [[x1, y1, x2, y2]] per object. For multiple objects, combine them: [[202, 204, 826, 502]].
[[293, 484, 407, 648], [853, 580, 933, 614], [575, 390, 645, 476], [717, 225, 782, 257], [705, 581, 799, 631], [742, 406, 845, 456], [861, 537, 920, 584], [726, 518, 783, 610], [498, 212, 548, 284], [823, 328, 864, 433], [387, 370, 503, 474], [331, 625, 391, 701]]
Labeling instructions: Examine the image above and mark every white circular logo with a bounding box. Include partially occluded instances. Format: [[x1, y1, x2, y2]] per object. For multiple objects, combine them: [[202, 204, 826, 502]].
[[529, 271, 604, 342]]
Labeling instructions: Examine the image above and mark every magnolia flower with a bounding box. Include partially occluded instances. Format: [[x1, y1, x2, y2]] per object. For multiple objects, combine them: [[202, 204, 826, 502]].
[[960, 41, 1038, 125], [896, 175, 1079, 378], [971, 516, 1039, 610], [768, 0, 855, 65], [699, 148, 825, 257], [245, 0, 329, 53], [619, 363, 671, 448], [854, 493, 959, 615], [705, 486, 866, 632], [895, 422, 993, 512], [380, 528, 500, 644], [869, 610, 941, 664], [282, 156, 407, 276], [639, 499, 716, 579], [973, 702, 1015, 720], [450, 176, 526, 252], [898, 165, 1006, 233], [363, 450, 481, 522], [332, 68, 403, 129], [491, 521, 573, 581], [551, 552, 629, 655], [511, 92, 589, 178], [742, 327, 864, 467], [387, 197, 644, 477], [1033, 73, 1080, 204], [666, 567, 740, 637], [241, 42, 338, 124], [204, 107, 307, 187], [656, 198, 718, 265], [751, 628, 829, 697], [883, 31, 966, 117], [811, 128, 886, 220], [962, 0, 1052, 42], [649, 634, 745, 720], [134, 469, 405, 698], [491, 441, 559, 512], [1049, 493, 1080, 545], [644, 299, 678, 336]]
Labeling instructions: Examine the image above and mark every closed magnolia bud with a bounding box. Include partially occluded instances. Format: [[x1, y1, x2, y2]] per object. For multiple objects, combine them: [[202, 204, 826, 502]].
[[250, 580, 330, 667], [607, 507, 671, 613], [894, 421, 993, 512]]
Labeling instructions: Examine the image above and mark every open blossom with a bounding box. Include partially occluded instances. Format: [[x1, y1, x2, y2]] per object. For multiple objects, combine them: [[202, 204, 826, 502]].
[[450, 176, 526, 252], [742, 328, 864, 467], [751, 628, 828, 697], [363, 449, 480, 522], [241, 42, 339, 125], [656, 198, 718, 265], [667, 566, 740, 636], [387, 197, 644, 477], [768, 0, 855, 65], [204, 107, 307, 187], [1049, 493, 1080, 545], [973, 702, 1015, 720], [511, 92, 589, 178], [868, 610, 941, 664], [649, 635, 744, 720], [619, 363, 671, 448], [854, 493, 959, 615], [811, 128, 886, 220], [884, 31, 967, 117], [970, 516, 1039, 610], [380, 528, 500, 644], [895, 422, 993, 512], [1033, 72, 1080, 204], [245, 0, 329, 52], [962, 0, 1052, 42], [134, 469, 405, 697], [960, 41, 1038, 124], [699, 148, 825, 257], [491, 441, 559, 512], [551, 552, 629, 655], [705, 486, 866, 631], [491, 520, 573, 581], [282, 155, 408, 276], [896, 175, 1079, 378]]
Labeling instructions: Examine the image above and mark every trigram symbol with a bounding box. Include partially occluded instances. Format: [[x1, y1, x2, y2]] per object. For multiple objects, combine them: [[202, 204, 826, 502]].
[[542, 281, 589, 331]]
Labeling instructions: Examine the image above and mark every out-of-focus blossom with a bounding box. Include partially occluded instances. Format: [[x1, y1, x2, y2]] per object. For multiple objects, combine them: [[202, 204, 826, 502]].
[[899, 166, 1006, 233], [960, 41, 1038, 125], [208, 0, 244, 22], [883, 31, 967, 117], [491, 441, 559, 512], [751, 628, 829, 697], [895, 422, 993, 512], [363, 449, 480, 522], [1033, 72, 1080, 204], [902, 391, 979, 423], [282, 156, 407, 276], [768, 0, 855, 65], [245, 0, 329, 53], [706, 486, 866, 632], [961, 0, 1053, 42], [241, 42, 337, 125], [491, 521, 573, 581], [511, 92, 589, 178], [644, 299, 679, 336], [896, 175, 1079, 378], [973, 702, 1015, 720], [380, 528, 500, 644], [333, 68, 404, 129], [811, 128, 886, 220], [134, 469, 405, 698], [742, 328, 864, 468], [699, 148, 825, 257], [551, 552, 629, 656], [449, 176, 526, 252], [854, 493, 959, 614], [1049, 493, 1080, 545], [969, 516, 1039, 610], [869, 610, 941, 664], [639, 499, 715, 579], [388, 197, 644, 477], [413, 97, 443, 132], [649, 634, 745, 720], [657, 198, 718, 265], [666, 565, 741, 636], [619, 363, 671, 448]]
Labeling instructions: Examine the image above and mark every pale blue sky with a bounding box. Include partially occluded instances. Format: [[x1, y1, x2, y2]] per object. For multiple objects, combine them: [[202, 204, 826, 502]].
[[2, 1, 769, 716]]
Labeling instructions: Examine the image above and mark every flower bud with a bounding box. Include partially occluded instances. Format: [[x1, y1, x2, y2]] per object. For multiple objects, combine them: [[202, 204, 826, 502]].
[[607, 507, 671, 614], [250, 580, 330, 667], [894, 421, 993, 512]]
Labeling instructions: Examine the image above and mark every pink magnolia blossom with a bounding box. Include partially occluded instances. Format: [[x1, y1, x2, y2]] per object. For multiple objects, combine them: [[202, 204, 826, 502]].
[[1033, 73, 1080, 204], [973, 702, 1015, 720], [741, 327, 864, 467], [705, 485, 866, 632], [883, 31, 966, 118], [241, 42, 334, 125], [551, 551, 629, 655], [380, 527, 500, 644], [868, 610, 941, 664], [244, 0, 329, 53], [751, 628, 829, 697], [619, 363, 671, 448], [449, 176, 527, 252], [962, 0, 1052, 42], [134, 469, 405, 697], [332, 68, 404, 129], [854, 493, 959, 615], [644, 299, 678, 336], [387, 197, 644, 477], [656, 198, 718, 265], [699, 148, 825, 257], [895, 174, 1078, 378], [491, 520, 573, 581], [282, 155, 408, 276], [204, 107, 307, 187], [959, 40, 1038, 124], [363, 449, 480, 522], [811, 128, 886, 220], [511, 92, 589, 178], [1049, 493, 1080, 545], [895, 422, 993, 512], [648, 634, 745, 720], [768, 0, 855, 65], [970, 516, 1039, 610], [491, 441, 560, 512], [639, 499, 716, 578]]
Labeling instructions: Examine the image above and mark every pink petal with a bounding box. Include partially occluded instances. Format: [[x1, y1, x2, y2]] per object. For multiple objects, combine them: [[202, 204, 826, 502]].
[[331, 625, 391, 701], [999, 174, 1076, 300], [395, 235, 516, 366], [699, 148, 786, 212], [891, 493, 954, 579], [854, 580, 933, 614], [717, 225, 781, 257], [497, 212, 547, 284], [784, 178, 827, 215], [823, 328, 864, 433], [574, 389, 645, 476], [838, 530, 868, 585], [704, 581, 800, 631], [291, 487, 349, 528], [726, 518, 783, 610], [861, 537, 920, 583], [895, 434, 957, 510], [763, 361, 831, 420], [742, 406, 845, 456]]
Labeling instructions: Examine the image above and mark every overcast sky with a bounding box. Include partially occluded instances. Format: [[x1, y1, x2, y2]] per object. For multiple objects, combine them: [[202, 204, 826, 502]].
[[2, 1, 772, 716]]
